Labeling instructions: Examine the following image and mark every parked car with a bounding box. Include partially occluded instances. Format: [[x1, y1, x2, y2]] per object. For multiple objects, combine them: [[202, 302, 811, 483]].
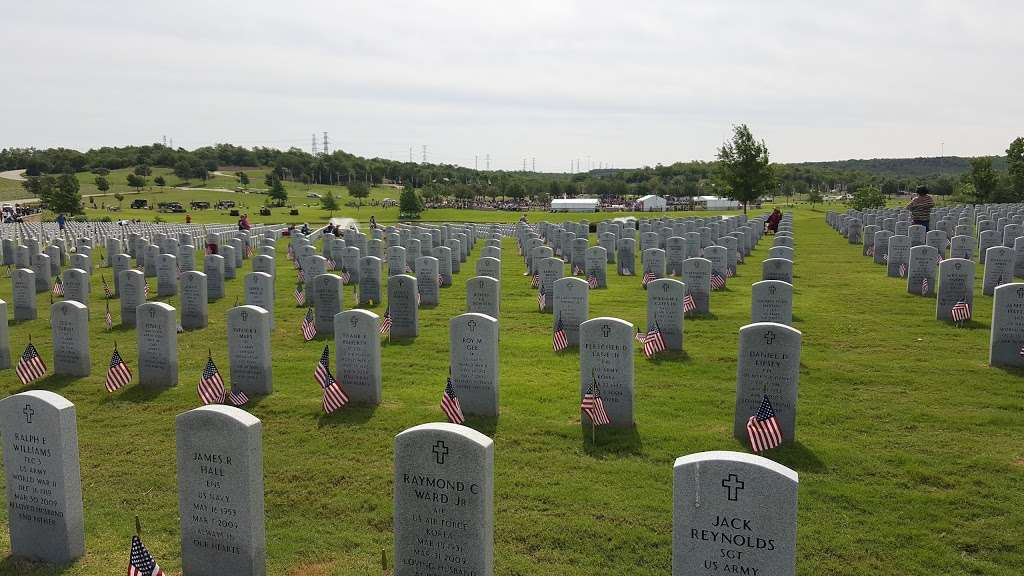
[[131, 199, 148, 209], [215, 200, 236, 209], [190, 201, 211, 210], [306, 192, 321, 199]]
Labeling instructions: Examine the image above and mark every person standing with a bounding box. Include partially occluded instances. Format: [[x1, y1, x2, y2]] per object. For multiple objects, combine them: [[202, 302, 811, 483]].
[[906, 186, 935, 231]]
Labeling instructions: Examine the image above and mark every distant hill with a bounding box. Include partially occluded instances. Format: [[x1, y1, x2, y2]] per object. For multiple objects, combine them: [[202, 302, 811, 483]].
[[785, 156, 1007, 178]]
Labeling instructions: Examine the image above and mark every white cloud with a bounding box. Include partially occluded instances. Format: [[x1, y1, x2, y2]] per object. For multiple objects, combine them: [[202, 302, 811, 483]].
[[1, 0, 1021, 169]]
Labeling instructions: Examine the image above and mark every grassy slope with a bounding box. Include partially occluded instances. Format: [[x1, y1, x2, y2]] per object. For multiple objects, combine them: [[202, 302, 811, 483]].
[[0, 205, 1021, 575]]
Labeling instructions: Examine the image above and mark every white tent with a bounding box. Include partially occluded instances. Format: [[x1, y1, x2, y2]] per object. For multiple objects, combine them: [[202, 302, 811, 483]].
[[636, 195, 666, 212], [551, 198, 599, 212], [696, 196, 741, 210]]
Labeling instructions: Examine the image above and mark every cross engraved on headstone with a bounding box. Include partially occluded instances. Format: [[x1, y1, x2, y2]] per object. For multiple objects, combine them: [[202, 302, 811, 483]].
[[432, 440, 449, 465], [769, 286, 777, 295], [722, 474, 744, 501], [662, 283, 669, 292], [1017, 287, 1024, 299], [601, 324, 611, 338], [350, 316, 359, 326], [467, 318, 477, 331], [764, 331, 775, 345], [241, 310, 248, 321], [23, 404, 34, 424]]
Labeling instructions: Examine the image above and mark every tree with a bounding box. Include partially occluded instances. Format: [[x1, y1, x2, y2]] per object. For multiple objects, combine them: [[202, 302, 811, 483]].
[[716, 124, 774, 213], [807, 188, 823, 208], [969, 157, 999, 202], [268, 176, 288, 206], [22, 175, 55, 199], [399, 184, 424, 219], [348, 180, 370, 208], [154, 175, 166, 187], [236, 171, 250, 186], [320, 190, 339, 213], [849, 185, 886, 211], [113, 192, 124, 207], [134, 164, 151, 176], [95, 175, 110, 192], [40, 173, 83, 214], [126, 173, 147, 192], [1007, 137, 1024, 200]]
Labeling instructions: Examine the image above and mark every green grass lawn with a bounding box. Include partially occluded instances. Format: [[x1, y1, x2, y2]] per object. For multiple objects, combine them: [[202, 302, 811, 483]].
[[0, 205, 1022, 575]]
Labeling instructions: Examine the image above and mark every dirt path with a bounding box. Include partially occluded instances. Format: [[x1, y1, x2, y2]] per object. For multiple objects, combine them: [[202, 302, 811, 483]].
[[0, 169, 26, 181]]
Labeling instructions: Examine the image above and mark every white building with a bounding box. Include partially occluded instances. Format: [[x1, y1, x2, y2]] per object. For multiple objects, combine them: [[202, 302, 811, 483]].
[[550, 198, 599, 212], [636, 194, 667, 212]]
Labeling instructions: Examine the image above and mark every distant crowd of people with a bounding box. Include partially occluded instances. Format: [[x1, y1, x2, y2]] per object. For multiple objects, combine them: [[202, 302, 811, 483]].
[[2, 204, 39, 223]]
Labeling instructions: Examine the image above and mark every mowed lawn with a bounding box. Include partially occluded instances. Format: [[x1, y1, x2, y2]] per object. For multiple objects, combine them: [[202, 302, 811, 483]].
[[0, 205, 1022, 575]]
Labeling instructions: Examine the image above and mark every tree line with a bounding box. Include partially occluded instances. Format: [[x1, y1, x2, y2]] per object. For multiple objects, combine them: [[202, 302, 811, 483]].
[[3, 134, 1022, 216]]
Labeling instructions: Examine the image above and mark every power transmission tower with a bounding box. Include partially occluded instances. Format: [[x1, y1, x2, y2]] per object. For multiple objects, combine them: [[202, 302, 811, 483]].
[[322, 131, 329, 155], [486, 154, 490, 170], [162, 135, 167, 147], [422, 145, 427, 164], [475, 155, 478, 170], [522, 158, 526, 172], [409, 147, 413, 163], [532, 157, 535, 172], [312, 133, 318, 155]]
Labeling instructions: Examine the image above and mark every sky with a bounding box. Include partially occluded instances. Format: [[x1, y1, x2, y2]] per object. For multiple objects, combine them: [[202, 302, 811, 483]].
[[1, 1, 1022, 171]]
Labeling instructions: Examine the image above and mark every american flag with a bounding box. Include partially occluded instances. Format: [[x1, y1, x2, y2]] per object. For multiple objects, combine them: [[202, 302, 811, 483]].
[[537, 285, 546, 310], [643, 322, 667, 359], [226, 389, 249, 407], [326, 257, 336, 270], [294, 283, 306, 306], [105, 301, 114, 329], [128, 534, 164, 576], [882, 253, 889, 263], [641, 270, 655, 288], [898, 263, 907, 278], [441, 370, 465, 424], [102, 275, 113, 298], [951, 300, 971, 322], [683, 293, 697, 313], [573, 264, 584, 276], [105, 346, 133, 392], [198, 355, 226, 405], [379, 306, 392, 338], [746, 395, 783, 453], [17, 342, 47, 385], [635, 328, 647, 344], [922, 277, 929, 294], [530, 272, 540, 288], [587, 273, 598, 289], [405, 264, 413, 274], [710, 270, 726, 290], [580, 376, 610, 426], [302, 307, 317, 341], [726, 267, 735, 278], [176, 262, 182, 279], [143, 281, 149, 297], [52, 277, 64, 296], [287, 244, 294, 260], [315, 345, 348, 413], [438, 273, 444, 287], [553, 314, 569, 352], [244, 243, 254, 258], [340, 267, 351, 285], [866, 245, 875, 257], [297, 266, 305, 282]]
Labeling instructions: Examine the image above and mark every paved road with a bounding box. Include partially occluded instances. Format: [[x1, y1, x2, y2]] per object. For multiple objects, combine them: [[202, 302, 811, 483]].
[[0, 169, 26, 181]]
